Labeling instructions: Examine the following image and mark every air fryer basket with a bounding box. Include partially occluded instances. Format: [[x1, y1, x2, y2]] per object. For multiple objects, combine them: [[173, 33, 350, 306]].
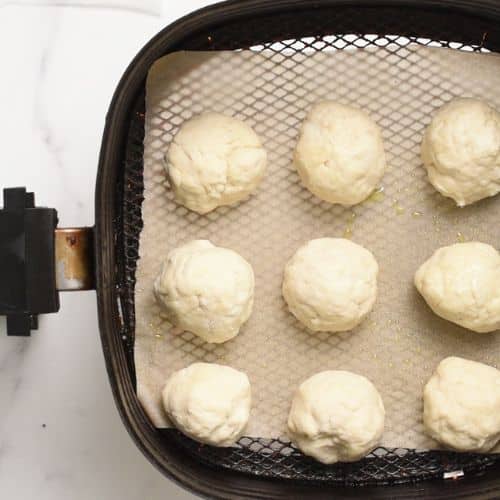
[[95, 1, 500, 497]]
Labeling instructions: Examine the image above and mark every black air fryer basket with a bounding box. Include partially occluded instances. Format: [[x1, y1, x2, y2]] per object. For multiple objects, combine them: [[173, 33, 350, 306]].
[[2, 1, 500, 498]]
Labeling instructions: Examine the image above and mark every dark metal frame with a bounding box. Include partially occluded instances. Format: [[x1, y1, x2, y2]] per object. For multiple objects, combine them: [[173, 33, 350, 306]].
[[95, 1, 500, 497]]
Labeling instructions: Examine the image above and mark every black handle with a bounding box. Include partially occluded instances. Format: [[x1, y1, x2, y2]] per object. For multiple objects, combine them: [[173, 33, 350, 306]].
[[0, 187, 59, 336]]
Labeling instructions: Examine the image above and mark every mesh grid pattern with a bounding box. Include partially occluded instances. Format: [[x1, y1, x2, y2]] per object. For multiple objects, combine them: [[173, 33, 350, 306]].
[[119, 21, 500, 486]]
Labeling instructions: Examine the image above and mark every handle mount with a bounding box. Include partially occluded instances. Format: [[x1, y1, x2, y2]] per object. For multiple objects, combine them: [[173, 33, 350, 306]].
[[55, 227, 94, 291]]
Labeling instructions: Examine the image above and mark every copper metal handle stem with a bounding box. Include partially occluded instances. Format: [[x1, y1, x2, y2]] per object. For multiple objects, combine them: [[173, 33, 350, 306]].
[[55, 227, 95, 291]]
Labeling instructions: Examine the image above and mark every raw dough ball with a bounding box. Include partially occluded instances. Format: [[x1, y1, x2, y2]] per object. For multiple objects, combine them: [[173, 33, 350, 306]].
[[154, 240, 254, 343], [294, 101, 386, 205], [288, 370, 385, 464], [165, 113, 267, 214], [415, 242, 500, 333], [282, 238, 378, 332], [162, 362, 251, 446], [423, 357, 500, 452], [421, 98, 500, 206]]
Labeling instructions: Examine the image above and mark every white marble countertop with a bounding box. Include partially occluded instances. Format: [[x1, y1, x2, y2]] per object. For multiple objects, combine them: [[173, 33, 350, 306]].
[[0, 1, 218, 498]]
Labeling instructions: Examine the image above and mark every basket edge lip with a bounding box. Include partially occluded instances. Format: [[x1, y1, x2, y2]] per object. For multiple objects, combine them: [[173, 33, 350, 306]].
[[94, 0, 500, 498]]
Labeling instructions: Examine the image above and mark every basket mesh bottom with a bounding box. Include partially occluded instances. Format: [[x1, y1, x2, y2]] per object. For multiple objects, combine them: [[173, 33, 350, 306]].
[[119, 25, 500, 485]]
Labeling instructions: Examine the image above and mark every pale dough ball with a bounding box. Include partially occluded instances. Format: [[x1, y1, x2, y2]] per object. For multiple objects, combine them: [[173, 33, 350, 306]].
[[294, 101, 386, 205], [415, 242, 500, 333], [424, 357, 500, 452], [162, 362, 251, 446], [421, 98, 500, 206], [288, 370, 385, 464], [282, 238, 378, 332], [165, 113, 267, 214], [154, 240, 254, 343]]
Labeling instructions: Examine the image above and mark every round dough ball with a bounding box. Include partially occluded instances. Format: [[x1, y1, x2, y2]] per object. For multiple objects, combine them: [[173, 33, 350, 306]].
[[282, 238, 378, 332], [415, 242, 500, 333], [294, 101, 386, 205], [165, 113, 267, 214], [162, 362, 251, 446], [421, 98, 500, 206], [288, 370, 385, 464], [154, 240, 254, 343], [424, 357, 500, 452]]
